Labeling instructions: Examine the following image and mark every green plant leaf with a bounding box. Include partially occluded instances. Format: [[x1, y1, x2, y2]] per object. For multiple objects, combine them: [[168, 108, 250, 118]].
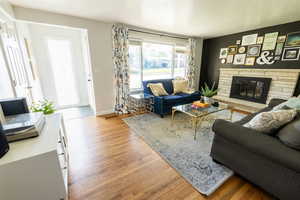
[[31, 99, 56, 115], [201, 82, 218, 97]]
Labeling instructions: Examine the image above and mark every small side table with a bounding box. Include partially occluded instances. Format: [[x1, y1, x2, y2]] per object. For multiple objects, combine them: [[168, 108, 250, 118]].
[[129, 93, 154, 114]]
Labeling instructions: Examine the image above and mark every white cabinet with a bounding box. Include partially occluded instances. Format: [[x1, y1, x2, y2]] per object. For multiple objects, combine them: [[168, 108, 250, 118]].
[[0, 113, 69, 200]]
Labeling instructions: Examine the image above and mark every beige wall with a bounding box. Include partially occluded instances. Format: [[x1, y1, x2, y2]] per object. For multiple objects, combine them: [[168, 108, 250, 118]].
[[13, 6, 115, 115]]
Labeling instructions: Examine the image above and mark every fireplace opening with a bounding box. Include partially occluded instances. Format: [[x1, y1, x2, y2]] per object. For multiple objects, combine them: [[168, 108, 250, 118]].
[[230, 76, 272, 104]]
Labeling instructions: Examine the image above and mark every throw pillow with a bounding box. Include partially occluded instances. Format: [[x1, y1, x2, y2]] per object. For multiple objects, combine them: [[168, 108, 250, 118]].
[[147, 83, 169, 96], [243, 109, 297, 134], [273, 97, 300, 110], [172, 79, 194, 94]]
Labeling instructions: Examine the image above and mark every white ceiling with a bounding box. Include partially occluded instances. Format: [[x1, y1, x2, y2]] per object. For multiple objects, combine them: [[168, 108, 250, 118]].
[[7, 0, 300, 38]]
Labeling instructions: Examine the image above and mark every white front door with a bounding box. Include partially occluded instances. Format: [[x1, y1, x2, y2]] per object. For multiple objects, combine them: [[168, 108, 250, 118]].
[[29, 25, 90, 109]]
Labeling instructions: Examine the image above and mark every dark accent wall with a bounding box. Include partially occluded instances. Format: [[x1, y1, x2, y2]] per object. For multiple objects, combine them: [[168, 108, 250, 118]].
[[200, 21, 300, 96]]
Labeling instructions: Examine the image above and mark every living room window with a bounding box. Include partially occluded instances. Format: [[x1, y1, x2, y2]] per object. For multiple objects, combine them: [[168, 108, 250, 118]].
[[129, 41, 188, 91]]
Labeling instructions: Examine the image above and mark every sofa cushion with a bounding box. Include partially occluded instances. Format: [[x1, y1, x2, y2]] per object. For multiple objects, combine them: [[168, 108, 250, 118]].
[[243, 109, 297, 134], [163, 95, 186, 104], [273, 97, 300, 110], [277, 118, 300, 150], [176, 92, 200, 98], [162, 92, 200, 105], [268, 98, 287, 108], [172, 79, 191, 94]]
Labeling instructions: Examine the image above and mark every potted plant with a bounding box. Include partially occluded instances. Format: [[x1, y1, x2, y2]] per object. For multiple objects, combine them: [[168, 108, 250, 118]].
[[201, 82, 218, 103], [31, 100, 56, 115]]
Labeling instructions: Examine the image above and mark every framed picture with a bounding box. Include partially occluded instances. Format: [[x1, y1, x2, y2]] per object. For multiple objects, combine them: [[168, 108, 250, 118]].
[[257, 36, 264, 44], [277, 35, 286, 43], [219, 48, 228, 59], [282, 47, 300, 61], [233, 54, 246, 65], [238, 46, 246, 54], [275, 43, 284, 56], [236, 40, 241, 45], [247, 45, 261, 56], [228, 45, 238, 55], [242, 33, 258, 46], [245, 57, 256, 66], [226, 55, 234, 64], [285, 32, 300, 47], [262, 32, 278, 50]]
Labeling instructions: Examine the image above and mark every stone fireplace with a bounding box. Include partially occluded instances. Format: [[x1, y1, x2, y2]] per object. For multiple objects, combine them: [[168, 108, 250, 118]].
[[230, 76, 272, 104], [213, 68, 300, 112]]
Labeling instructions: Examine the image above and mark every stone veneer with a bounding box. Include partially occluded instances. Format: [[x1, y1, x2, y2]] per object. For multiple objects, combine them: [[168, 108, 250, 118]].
[[214, 68, 300, 112]]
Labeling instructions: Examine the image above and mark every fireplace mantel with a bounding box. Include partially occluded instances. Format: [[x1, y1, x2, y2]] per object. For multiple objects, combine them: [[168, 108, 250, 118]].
[[214, 68, 300, 113]]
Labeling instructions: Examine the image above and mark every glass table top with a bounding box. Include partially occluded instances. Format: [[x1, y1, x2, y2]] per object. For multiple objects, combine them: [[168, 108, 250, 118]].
[[173, 103, 229, 118], [129, 93, 154, 100]]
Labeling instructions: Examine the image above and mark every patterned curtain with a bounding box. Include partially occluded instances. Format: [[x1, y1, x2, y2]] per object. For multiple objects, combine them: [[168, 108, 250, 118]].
[[186, 38, 197, 89], [112, 24, 130, 114]]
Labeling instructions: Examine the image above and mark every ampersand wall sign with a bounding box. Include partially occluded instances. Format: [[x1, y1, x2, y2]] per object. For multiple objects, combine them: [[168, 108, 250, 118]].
[[256, 51, 275, 65]]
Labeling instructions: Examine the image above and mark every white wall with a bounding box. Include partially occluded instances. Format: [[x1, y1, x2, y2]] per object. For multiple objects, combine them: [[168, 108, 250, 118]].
[[13, 6, 115, 115]]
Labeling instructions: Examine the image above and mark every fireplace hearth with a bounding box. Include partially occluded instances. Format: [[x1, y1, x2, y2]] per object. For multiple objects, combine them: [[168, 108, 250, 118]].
[[230, 76, 272, 104]]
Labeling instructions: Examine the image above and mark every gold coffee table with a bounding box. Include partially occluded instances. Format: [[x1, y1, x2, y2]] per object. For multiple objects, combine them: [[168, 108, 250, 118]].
[[171, 103, 233, 140]]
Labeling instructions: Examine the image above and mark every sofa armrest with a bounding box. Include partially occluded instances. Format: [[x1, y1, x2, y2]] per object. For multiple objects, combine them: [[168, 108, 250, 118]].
[[153, 96, 164, 103], [212, 119, 300, 172], [268, 98, 286, 108]]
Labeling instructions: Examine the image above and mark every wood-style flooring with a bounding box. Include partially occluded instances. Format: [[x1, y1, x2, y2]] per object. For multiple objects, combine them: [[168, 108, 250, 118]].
[[66, 115, 273, 200]]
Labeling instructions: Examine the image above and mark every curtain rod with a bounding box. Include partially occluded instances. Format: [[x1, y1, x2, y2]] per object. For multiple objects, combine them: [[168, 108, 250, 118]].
[[128, 28, 189, 40]]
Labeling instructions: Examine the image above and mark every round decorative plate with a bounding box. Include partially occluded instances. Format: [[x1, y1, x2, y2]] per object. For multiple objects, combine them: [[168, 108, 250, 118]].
[[249, 47, 259, 55], [238, 46, 246, 53], [221, 59, 226, 64]]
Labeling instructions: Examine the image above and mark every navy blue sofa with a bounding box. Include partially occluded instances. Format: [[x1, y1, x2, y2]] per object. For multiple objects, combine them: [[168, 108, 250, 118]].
[[143, 79, 201, 117]]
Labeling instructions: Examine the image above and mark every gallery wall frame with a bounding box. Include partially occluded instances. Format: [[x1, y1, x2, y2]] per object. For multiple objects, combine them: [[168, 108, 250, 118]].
[[282, 47, 300, 61], [285, 32, 300, 47]]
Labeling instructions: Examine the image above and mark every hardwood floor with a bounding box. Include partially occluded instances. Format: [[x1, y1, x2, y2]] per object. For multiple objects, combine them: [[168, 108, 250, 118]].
[[66, 115, 273, 200]]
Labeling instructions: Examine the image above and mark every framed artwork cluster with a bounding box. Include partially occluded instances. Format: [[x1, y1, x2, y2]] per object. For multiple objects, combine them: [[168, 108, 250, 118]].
[[219, 31, 300, 66]]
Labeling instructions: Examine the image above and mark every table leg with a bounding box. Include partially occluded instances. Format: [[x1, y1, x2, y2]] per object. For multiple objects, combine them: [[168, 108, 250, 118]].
[[171, 109, 176, 121], [229, 109, 234, 121], [194, 117, 205, 140], [192, 117, 198, 140]]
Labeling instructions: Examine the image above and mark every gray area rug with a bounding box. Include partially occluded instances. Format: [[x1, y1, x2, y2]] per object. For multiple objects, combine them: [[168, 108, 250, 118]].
[[123, 110, 245, 195]]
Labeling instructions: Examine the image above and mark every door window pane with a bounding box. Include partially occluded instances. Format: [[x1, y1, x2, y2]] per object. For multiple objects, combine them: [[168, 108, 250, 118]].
[[47, 39, 79, 107], [143, 42, 173, 81]]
